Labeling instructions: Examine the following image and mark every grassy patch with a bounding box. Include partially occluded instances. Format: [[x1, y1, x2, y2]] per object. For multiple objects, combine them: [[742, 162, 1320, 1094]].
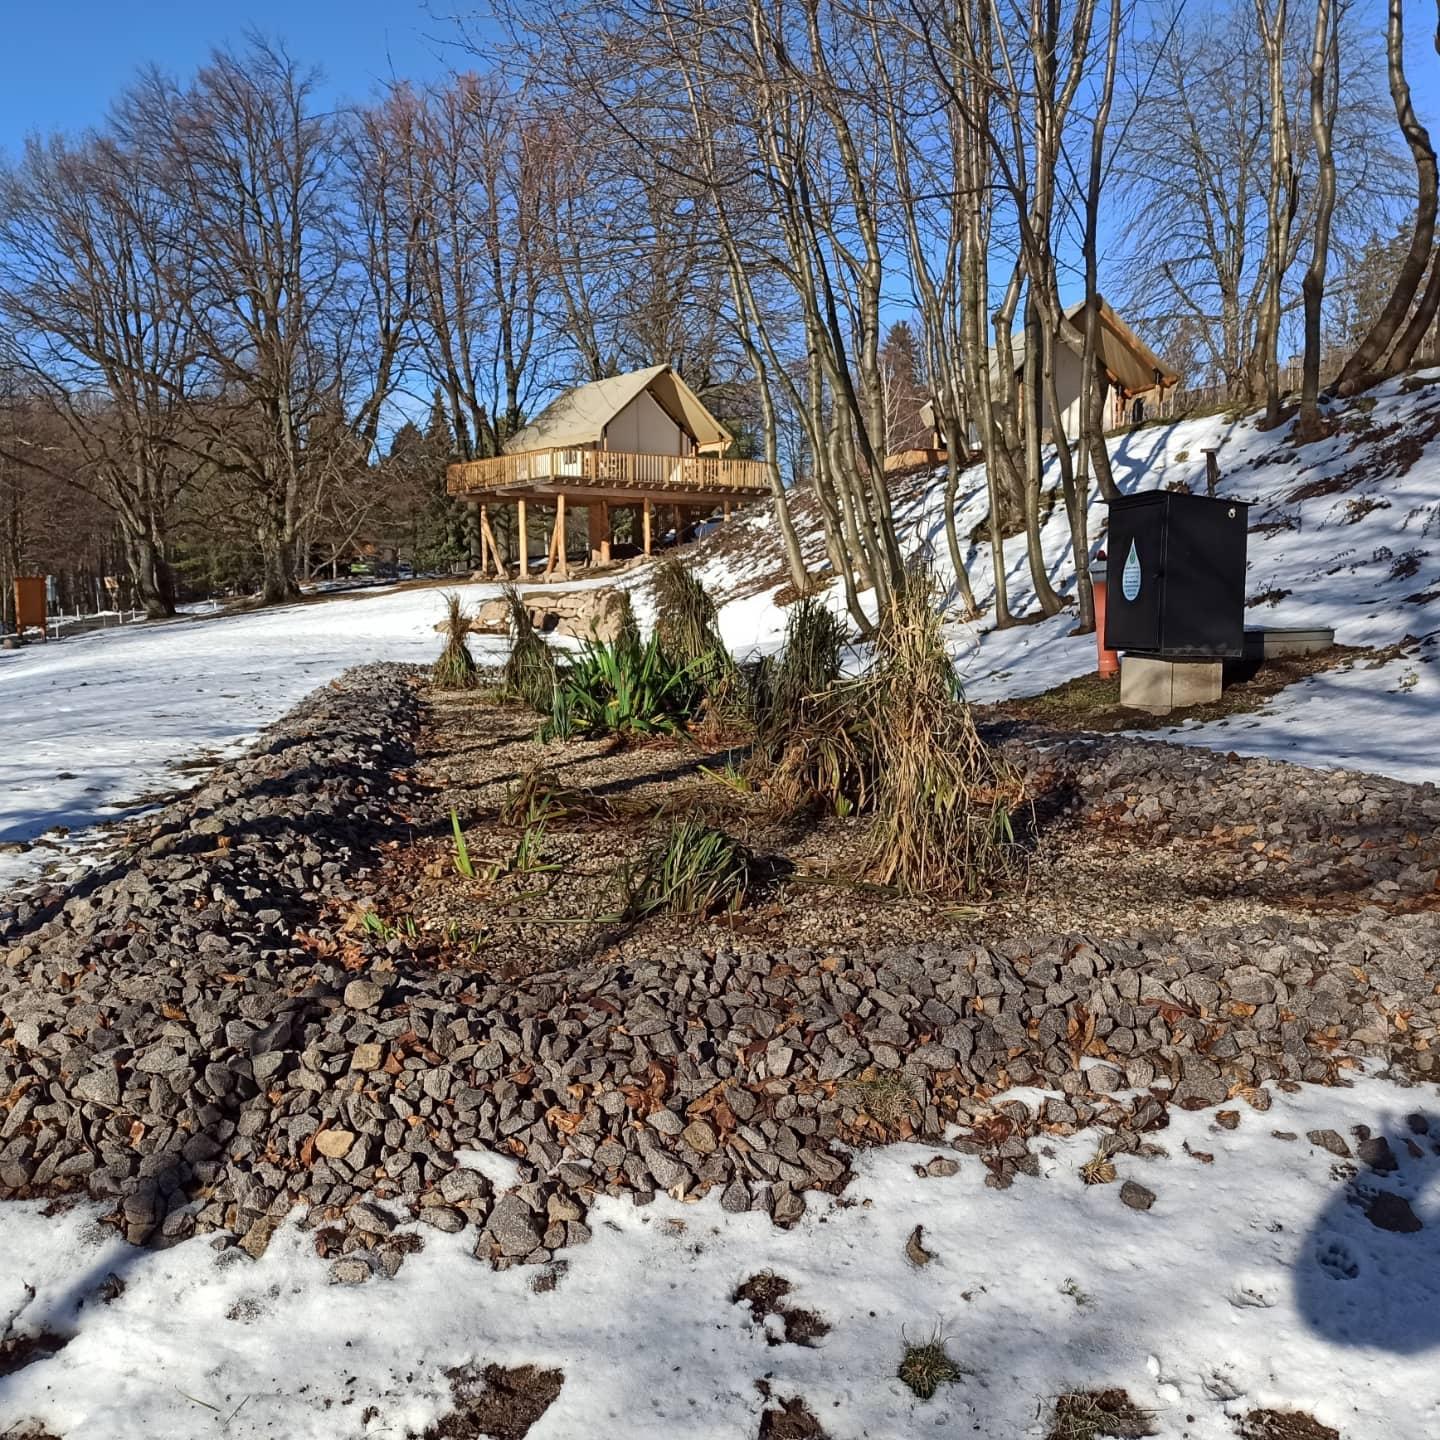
[[844, 1069, 919, 1133], [897, 1332, 961, 1400], [450, 808, 475, 879], [481, 820, 560, 884], [623, 820, 753, 918], [542, 628, 699, 741]]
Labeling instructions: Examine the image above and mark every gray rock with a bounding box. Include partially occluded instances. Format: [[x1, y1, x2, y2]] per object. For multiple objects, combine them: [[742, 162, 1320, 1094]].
[[74, 1069, 121, 1107], [1306, 1129, 1351, 1158], [419, 1205, 466, 1233], [349, 1202, 395, 1236], [1366, 1191, 1422, 1233], [1357, 1136, 1398, 1174], [487, 1193, 542, 1257], [344, 979, 385, 1011], [329, 1257, 372, 1285], [1120, 1180, 1156, 1212]]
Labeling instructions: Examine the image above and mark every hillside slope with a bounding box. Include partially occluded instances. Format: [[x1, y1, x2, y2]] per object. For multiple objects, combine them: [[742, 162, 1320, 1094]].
[[684, 368, 1440, 781]]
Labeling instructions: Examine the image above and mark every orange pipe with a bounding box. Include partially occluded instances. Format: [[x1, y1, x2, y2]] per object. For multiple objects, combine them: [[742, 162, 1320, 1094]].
[[1092, 572, 1120, 679]]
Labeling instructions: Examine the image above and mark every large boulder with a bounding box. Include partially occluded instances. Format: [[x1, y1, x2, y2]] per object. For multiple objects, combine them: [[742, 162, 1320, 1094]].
[[467, 588, 627, 643]]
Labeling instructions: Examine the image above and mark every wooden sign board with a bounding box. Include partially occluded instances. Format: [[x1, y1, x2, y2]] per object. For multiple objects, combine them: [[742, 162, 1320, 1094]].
[[13, 576, 47, 639]]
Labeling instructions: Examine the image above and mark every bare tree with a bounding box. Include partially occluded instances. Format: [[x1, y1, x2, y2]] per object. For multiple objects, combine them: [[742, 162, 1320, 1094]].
[[1296, 0, 1342, 439], [0, 125, 195, 616], [1252, 0, 1297, 426], [1339, 0, 1440, 384]]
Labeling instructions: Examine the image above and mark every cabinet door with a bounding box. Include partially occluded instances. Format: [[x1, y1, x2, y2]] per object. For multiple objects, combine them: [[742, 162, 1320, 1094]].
[[1103, 501, 1164, 653]]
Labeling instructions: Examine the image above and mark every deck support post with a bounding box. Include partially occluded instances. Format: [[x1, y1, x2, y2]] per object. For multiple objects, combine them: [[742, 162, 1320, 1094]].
[[465, 499, 482, 573], [516, 498, 528, 577], [642, 499, 653, 555], [587, 501, 612, 566], [479, 504, 503, 578], [671, 505, 683, 546], [723, 500, 732, 522], [544, 496, 568, 582]]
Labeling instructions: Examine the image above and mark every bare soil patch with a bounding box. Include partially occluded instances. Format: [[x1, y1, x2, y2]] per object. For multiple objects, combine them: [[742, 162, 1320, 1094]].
[[421, 1363, 564, 1440], [0, 1331, 69, 1379], [1048, 1388, 1155, 1438], [733, 1272, 829, 1347], [758, 1393, 830, 1438], [1238, 1409, 1340, 1440]]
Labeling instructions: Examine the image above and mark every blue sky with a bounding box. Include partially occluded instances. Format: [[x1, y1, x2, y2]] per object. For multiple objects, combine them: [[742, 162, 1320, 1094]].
[[0, 1, 454, 150]]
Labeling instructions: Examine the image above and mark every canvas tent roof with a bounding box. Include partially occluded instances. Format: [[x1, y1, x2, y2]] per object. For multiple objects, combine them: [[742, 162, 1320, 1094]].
[[996, 299, 1178, 394], [919, 298, 1178, 432], [503, 365, 731, 455]]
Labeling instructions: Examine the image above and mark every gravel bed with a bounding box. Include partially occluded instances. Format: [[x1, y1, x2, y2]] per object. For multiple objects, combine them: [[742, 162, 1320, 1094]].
[[0, 669, 1437, 1285]]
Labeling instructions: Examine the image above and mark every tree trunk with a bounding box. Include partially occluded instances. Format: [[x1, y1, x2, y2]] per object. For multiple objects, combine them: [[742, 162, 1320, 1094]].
[[1089, 362, 1120, 500], [259, 520, 300, 605], [126, 530, 176, 620], [1254, 0, 1294, 428], [1021, 296, 1064, 616], [1332, 0, 1437, 395], [940, 420, 979, 616], [1296, 0, 1337, 442], [1390, 249, 1440, 372]]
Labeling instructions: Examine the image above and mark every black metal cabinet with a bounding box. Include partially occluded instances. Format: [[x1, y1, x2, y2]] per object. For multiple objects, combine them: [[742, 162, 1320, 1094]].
[[1103, 492, 1249, 658]]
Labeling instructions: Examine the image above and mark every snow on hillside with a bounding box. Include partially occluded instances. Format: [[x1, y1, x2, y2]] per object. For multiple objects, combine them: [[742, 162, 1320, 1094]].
[[690, 369, 1440, 781], [2, 374, 1439, 894]]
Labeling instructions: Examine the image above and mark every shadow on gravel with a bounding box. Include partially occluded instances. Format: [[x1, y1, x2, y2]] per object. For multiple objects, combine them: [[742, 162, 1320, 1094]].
[[1294, 1109, 1440, 1353]]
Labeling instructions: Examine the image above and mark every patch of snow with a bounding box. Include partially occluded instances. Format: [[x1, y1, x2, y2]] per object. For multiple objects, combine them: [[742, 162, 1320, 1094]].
[[0, 1069, 1435, 1437], [706, 372, 1440, 777], [451, 1148, 525, 1191]]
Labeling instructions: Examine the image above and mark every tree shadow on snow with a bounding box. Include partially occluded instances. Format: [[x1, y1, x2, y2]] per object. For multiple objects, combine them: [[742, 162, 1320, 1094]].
[[1294, 1107, 1440, 1354]]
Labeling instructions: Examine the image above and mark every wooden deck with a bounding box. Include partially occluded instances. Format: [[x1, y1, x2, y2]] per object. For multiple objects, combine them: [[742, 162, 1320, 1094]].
[[446, 447, 770, 503]]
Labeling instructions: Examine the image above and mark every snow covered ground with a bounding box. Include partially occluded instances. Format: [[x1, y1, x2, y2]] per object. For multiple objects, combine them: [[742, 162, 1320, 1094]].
[[0, 1068, 1434, 1439]]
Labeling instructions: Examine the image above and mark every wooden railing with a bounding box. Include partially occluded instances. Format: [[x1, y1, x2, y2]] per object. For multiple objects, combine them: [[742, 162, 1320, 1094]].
[[448, 448, 771, 496]]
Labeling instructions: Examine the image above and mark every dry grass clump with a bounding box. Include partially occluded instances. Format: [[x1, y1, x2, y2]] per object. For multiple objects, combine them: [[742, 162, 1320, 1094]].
[[501, 765, 563, 826], [501, 584, 557, 712], [751, 576, 1026, 898], [843, 1069, 920, 1134], [751, 597, 866, 814], [1048, 1389, 1155, 1439], [751, 596, 847, 748], [861, 578, 1027, 897], [433, 593, 478, 690]]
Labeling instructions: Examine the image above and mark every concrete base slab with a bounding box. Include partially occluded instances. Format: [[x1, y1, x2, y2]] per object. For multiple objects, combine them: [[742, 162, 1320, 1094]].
[[1242, 625, 1336, 659], [1121, 655, 1223, 714]]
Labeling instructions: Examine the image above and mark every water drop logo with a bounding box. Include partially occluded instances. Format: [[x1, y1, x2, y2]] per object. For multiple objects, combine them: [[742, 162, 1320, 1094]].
[[1121, 539, 1142, 601]]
